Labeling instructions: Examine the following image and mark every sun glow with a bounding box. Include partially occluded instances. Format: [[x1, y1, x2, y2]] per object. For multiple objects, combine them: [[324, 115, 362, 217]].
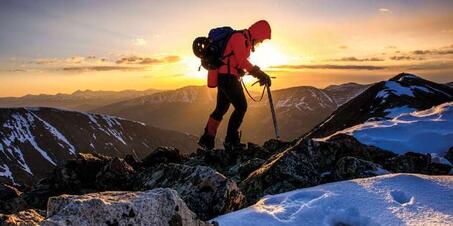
[[250, 42, 288, 69]]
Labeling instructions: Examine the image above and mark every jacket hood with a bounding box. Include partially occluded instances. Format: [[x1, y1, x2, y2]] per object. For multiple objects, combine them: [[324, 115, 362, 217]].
[[248, 20, 271, 41]]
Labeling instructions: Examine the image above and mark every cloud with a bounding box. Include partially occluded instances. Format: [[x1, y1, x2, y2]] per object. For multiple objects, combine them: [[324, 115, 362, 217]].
[[412, 49, 453, 55], [385, 45, 398, 49], [338, 45, 348, 49], [379, 8, 391, 12], [132, 38, 147, 46], [390, 56, 425, 61], [332, 57, 384, 62], [61, 66, 143, 72], [115, 55, 181, 65], [271, 64, 386, 70], [33, 56, 97, 65]]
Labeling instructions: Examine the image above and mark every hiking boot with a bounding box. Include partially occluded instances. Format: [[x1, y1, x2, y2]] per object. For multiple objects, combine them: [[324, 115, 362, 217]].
[[224, 131, 246, 150], [198, 133, 215, 150], [223, 141, 246, 150]]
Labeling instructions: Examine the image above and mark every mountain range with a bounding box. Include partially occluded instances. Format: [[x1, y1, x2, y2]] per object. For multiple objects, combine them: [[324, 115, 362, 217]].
[[0, 108, 198, 185], [0, 89, 160, 112], [92, 82, 369, 144]]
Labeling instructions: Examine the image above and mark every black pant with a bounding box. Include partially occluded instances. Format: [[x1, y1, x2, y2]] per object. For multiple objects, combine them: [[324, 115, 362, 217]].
[[210, 74, 247, 141]]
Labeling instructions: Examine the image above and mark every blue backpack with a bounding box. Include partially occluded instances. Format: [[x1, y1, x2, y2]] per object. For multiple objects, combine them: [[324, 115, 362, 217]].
[[193, 26, 239, 70]]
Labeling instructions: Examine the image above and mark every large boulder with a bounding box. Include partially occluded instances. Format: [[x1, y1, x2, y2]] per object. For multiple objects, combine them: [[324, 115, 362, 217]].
[[133, 163, 245, 220], [0, 209, 45, 226], [41, 188, 211, 226], [333, 156, 389, 180], [240, 139, 321, 204]]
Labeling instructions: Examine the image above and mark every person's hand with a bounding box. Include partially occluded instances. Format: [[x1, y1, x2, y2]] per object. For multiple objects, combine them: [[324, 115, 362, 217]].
[[258, 73, 271, 87], [249, 66, 272, 87]]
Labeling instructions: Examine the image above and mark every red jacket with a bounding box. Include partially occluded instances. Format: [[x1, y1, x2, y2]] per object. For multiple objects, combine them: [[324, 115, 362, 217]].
[[209, 20, 271, 77], [217, 31, 253, 76]]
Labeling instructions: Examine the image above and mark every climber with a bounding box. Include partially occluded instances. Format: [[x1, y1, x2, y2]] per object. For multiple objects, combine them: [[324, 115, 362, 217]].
[[198, 20, 272, 150]]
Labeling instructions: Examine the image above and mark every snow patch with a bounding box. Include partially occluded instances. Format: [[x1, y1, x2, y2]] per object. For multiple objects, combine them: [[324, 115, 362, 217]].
[[213, 174, 453, 226], [319, 102, 453, 156], [2, 112, 57, 166], [29, 111, 76, 155], [0, 163, 16, 184], [384, 106, 416, 118]]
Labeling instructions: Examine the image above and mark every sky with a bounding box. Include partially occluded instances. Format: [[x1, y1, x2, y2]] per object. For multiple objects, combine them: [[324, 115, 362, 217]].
[[0, 0, 452, 97]]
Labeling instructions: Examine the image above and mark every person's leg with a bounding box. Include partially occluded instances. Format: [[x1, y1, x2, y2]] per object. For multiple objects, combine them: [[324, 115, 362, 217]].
[[199, 75, 231, 149], [225, 77, 247, 145]]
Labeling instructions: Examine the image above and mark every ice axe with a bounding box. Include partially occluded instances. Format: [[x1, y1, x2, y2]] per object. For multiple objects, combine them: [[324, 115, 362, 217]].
[[265, 83, 280, 140], [250, 77, 280, 139]]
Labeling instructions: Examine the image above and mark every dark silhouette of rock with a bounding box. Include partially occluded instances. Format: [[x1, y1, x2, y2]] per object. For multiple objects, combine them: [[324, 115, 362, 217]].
[[241, 139, 321, 204], [334, 156, 388, 180], [0, 183, 28, 214], [445, 147, 453, 164], [133, 163, 245, 220], [384, 152, 451, 174], [142, 146, 183, 168], [95, 157, 135, 190]]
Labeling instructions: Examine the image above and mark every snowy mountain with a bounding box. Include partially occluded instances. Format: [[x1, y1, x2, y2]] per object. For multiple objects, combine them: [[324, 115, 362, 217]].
[[305, 73, 453, 139], [94, 85, 347, 143], [0, 107, 198, 186], [214, 174, 453, 226], [324, 82, 372, 106], [0, 89, 160, 112], [318, 102, 453, 161]]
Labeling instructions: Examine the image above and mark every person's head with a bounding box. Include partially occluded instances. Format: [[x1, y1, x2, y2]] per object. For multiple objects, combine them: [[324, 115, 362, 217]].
[[248, 20, 271, 49]]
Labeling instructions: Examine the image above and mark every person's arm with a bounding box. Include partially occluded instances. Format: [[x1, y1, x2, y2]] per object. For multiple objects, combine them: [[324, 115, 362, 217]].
[[229, 33, 254, 72]]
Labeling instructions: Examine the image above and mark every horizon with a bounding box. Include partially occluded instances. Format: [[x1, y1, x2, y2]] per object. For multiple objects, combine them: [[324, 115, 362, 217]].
[[1, 0, 453, 97], [2, 72, 449, 98]]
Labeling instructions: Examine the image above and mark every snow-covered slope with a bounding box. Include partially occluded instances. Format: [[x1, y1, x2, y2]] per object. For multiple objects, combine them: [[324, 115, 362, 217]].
[[319, 102, 453, 157], [304, 73, 453, 139], [0, 107, 198, 185], [213, 174, 453, 226]]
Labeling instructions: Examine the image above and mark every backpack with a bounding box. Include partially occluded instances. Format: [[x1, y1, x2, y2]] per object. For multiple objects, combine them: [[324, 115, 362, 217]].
[[192, 26, 239, 70]]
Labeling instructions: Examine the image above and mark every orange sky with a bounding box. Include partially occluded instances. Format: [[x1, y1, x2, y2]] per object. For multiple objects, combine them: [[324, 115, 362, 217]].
[[0, 0, 452, 97]]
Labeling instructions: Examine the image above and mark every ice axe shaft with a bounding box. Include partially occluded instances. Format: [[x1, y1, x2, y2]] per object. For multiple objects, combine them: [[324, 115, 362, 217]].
[[266, 84, 280, 139]]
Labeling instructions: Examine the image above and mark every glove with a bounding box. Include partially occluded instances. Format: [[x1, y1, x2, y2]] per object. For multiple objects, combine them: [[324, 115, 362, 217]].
[[249, 66, 271, 87]]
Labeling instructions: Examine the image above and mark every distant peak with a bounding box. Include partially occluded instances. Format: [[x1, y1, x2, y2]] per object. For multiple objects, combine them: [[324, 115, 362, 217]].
[[389, 73, 420, 82]]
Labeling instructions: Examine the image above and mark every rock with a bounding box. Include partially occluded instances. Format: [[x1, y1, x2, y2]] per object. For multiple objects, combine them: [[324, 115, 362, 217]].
[[237, 158, 265, 179], [124, 154, 141, 170], [133, 163, 245, 220], [95, 157, 135, 190], [334, 156, 389, 180], [323, 134, 397, 168], [142, 146, 183, 168], [53, 152, 112, 192], [262, 139, 290, 154], [0, 183, 28, 214], [240, 139, 321, 205], [21, 153, 131, 210], [41, 188, 211, 226], [384, 152, 451, 174], [445, 147, 453, 164], [240, 135, 397, 204], [0, 209, 45, 226]]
